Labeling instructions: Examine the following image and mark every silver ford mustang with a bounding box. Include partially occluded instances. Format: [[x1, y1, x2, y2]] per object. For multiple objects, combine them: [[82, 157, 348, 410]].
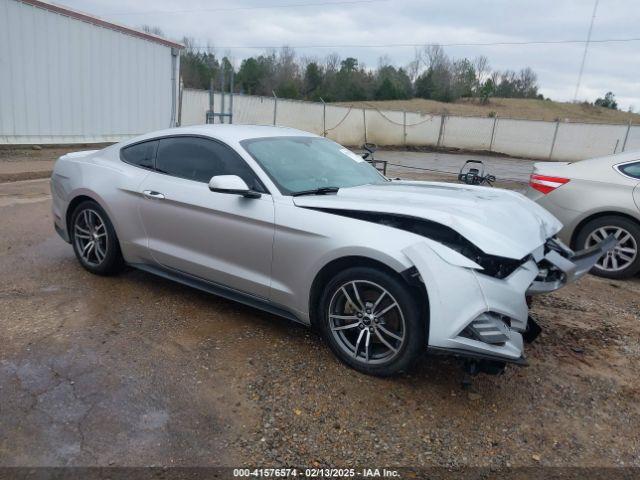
[[50, 125, 614, 376]]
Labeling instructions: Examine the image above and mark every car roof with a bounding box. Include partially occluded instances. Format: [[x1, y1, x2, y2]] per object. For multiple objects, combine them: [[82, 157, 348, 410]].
[[121, 124, 318, 147]]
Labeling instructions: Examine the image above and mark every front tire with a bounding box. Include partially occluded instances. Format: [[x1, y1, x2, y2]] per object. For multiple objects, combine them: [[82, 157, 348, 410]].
[[70, 200, 124, 276], [575, 215, 640, 279], [318, 266, 425, 376]]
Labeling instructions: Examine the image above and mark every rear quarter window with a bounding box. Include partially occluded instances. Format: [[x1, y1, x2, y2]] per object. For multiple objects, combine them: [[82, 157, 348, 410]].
[[618, 161, 640, 179], [120, 140, 158, 169]]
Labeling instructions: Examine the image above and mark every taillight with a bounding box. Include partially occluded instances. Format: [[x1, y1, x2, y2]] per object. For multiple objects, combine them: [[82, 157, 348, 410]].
[[529, 174, 570, 195]]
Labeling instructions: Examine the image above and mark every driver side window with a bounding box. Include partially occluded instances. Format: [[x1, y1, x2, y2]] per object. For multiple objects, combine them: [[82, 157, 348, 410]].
[[156, 136, 265, 192]]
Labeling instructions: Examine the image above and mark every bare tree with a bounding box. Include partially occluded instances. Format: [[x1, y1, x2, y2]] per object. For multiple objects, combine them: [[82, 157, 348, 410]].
[[181, 36, 197, 53], [473, 56, 490, 85], [141, 25, 165, 37], [377, 55, 392, 69], [299, 55, 319, 72], [406, 47, 422, 84], [518, 67, 538, 97], [277, 46, 298, 80], [423, 44, 447, 70], [324, 52, 341, 74]]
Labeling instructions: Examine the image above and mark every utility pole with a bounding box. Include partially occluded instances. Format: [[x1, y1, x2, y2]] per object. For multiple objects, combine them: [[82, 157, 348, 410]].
[[272, 91, 278, 125], [573, 0, 599, 102]]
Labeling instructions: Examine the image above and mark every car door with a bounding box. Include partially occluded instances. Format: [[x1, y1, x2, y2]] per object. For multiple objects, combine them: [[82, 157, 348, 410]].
[[137, 135, 275, 299]]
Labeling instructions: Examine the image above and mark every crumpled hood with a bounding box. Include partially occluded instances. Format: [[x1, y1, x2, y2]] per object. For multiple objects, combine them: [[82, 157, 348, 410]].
[[293, 180, 563, 259]]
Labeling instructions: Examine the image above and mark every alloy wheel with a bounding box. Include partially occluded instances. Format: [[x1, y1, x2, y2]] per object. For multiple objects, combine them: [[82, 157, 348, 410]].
[[328, 280, 406, 365], [74, 209, 108, 266], [586, 226, 638, 272]]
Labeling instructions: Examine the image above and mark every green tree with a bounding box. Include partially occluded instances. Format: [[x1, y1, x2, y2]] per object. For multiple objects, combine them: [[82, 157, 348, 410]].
[[374, 65, 412, 100], [178, 38, 221, 90], [340, 57, 359, 73], [237, 57, 264, 94], [595, 92, 618, 110], [478, 78, 495, 104], [334, 58, 371, 101], [275, 79, 300, 98], [177, 41, 545, 105], [303, 62, 323, 99], [375, 77, 399, 100], [451, 58, 476, 98]]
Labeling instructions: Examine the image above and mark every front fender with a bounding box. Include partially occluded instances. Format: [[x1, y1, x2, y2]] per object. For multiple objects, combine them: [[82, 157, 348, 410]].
[[403, 242, 529, 363]]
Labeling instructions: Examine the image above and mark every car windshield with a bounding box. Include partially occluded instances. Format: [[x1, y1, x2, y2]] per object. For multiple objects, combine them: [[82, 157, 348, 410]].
[[240, 136, 387, 195]]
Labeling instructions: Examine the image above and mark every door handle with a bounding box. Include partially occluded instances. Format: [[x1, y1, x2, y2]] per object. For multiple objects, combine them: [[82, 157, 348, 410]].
[[143, 190, 165, 200]]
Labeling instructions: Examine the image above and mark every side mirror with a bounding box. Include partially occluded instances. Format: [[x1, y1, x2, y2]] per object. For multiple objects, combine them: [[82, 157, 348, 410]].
[[208, 175, 261, 198]]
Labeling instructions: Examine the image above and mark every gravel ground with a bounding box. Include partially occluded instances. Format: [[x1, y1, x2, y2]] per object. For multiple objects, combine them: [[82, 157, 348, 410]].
[[0, 149, 638, 470]]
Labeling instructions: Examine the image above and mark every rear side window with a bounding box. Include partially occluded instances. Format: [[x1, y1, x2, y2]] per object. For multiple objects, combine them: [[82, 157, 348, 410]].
[[618, 161, 640, 179], [120, 140, 158, 169], [155, 136, 264, 191]]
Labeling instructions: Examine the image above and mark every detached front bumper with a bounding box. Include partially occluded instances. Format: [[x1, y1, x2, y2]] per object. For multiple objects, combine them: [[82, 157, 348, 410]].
[[527, 235, 616, 294], [404, 235, 616, 367]]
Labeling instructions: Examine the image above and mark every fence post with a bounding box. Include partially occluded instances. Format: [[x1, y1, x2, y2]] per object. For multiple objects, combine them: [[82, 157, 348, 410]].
[[363, 108, 367, 144], [436, 114, 446, 147], [229, 70, 234, 124], [220, 72, 226, 124], [403, 111, 407, 146], [208, 77, 214, 124], [272, 91, 278, 125], [320, 98, 326, 136], [549, 120, 560, 160], [177, 77, 183, 126], [622, 121, 632, 152], [489, 115, 498, 152]]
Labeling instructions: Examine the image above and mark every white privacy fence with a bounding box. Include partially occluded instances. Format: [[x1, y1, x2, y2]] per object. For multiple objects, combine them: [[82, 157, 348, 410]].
[[181, 89, 640, 161]]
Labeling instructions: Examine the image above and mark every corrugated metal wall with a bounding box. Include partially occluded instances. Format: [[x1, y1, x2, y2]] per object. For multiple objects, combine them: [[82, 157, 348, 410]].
[[0, 0, 179, 144], [181, 89, 638, 161]]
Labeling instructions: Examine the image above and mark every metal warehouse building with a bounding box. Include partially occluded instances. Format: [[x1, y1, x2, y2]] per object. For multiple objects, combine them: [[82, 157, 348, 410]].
[[0, 0, 182, 144]]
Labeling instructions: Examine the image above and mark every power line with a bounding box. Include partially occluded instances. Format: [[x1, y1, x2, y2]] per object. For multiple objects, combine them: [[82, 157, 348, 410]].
[[189, 37, 640, 50], [573, 0, 600, 101], [100, 0, 386, 15]]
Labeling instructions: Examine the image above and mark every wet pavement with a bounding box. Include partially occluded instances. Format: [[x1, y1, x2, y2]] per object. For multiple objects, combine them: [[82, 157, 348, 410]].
[[1, 172, 639, 468], [0, 180, 261, 465]]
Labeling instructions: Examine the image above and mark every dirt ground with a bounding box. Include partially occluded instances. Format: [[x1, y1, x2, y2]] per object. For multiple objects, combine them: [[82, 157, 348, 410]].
[[0, 146, 83, 182], [0, 149, 639, 470], [337, 97, 640, 124]]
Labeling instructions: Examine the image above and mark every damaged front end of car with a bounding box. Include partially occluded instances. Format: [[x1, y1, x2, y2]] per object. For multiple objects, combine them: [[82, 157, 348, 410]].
[[305, 206, 615, 376], [527, 235, 617, 294], [403, 228, 616, 376]]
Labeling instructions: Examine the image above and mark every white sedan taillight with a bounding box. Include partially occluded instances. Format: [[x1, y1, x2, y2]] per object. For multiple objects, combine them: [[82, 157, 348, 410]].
[[529, 174, 570, 195]]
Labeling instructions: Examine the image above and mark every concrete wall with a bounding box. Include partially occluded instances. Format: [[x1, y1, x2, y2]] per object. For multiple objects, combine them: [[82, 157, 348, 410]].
[[181, 89, 639, 162], [0, 0, 180, 144]]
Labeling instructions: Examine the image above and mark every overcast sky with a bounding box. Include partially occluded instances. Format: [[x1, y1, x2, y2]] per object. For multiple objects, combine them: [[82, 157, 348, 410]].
[[61, 0, 640, 110]]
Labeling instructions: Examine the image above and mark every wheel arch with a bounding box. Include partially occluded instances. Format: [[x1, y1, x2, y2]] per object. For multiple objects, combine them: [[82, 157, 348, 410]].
[[308, 255, 429, 333], [65, 192, 122, 248], [570, 210, 640, 249]]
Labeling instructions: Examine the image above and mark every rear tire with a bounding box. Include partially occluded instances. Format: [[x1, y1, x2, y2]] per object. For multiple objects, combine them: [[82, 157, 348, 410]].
[[318, 266, 425, 376], [70, 200, 124, 276], [575, 215, 640, 280]]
